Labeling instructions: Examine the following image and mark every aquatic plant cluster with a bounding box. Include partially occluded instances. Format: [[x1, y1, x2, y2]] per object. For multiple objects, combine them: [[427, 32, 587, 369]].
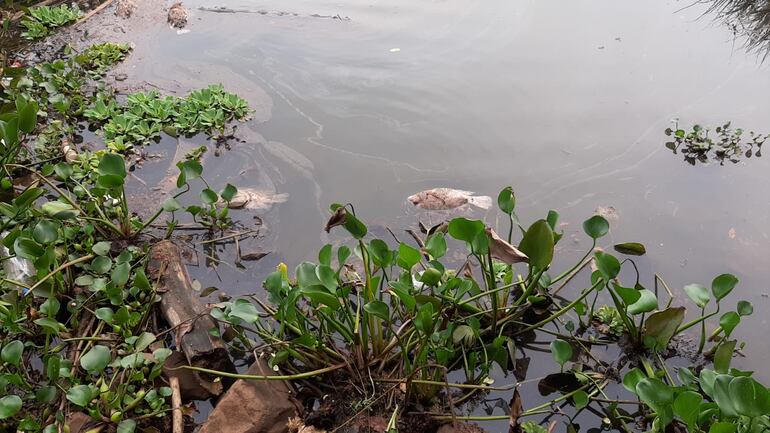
[[20, 5, 82, 40], [665, 121, 768, 165], [0, 41, 248, 432], [200, 192, 768, 433]]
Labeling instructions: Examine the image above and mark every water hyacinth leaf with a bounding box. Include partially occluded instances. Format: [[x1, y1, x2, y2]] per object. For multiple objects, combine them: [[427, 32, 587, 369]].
[[699, 369, 717, 399], [673, 391, 702, 430], [33, 220, 59, 244], [683, 283, 710, 308], [389, 282, 416, 311], [368, 239, 392, 267], [712, 274, 739, 303], [18, 99, 38, 133], [111, 262, 131, 287], [337, 245, 351, 266], [713, 375, 739, 418], [96, 174, 124, 189], [414, 302, 434, 334], [162, 197, 182, 212], [419, 267, 442, 286], [220, 184, 237, 202], [315, 265, 337, 291], [424, 232, 447, 259], [98, 153, 126, 178], [549, 339, 572, 368], [318, 244, 332, 266], [677, 367, 697, 387], [453, 325, 475, 346], [117, 419, 137, 433], [594, 251, 620, 280], [229, 299, 261, 323], [642, 307, 685, 351], [737, 300, 753, 316], [66, 385, 93, 407], [447, 217, 485, 243], [627, 289, 658, 314], [635, 378, 675, 426], [719, 312, 740, 337], [92, 241, 111, 256], [13, 237, 44, 259], [296, 262, 320, 287], [200, 188, 218, 205], [613, 242, 646, 255], [714, 340, 736, 374], [364, 301, 389, 321], [134, 332, 156, 352], [41, 201, 79, 219], [583, 215, 609, 239], [397, 243, 421, 270], [1, 340, 23, 366], [729, 376, 770, 417], [709, 423, 737, 433], [36, 385, 57, 404], [80, 345, 111, 373], [518, 220, 554, 270], [614, 284, 641, 306], [301, 287, 341, 309], [91, 256, 112, 274], [497, 186, 515, 214], [0, 395, 22, 419], [572, 390, 589, 410], [133, 268, 150, 291], [95, 307, 113, 323]]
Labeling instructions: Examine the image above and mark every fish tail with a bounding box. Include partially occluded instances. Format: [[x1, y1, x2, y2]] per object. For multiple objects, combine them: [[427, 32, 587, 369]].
[[468, 195, 492, 210]]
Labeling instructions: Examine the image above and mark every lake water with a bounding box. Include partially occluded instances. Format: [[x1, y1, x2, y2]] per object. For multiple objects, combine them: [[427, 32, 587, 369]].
[[89, 0, 770, 427]]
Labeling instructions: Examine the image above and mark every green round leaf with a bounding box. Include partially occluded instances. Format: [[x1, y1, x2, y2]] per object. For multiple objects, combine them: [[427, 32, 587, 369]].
[[98, 153, 126, 178], [683, 283, 710, 308], [729, 376, 770, 417], [80, 345, 111, 373], [91, 241, 112, 256], [33, 220, 60, 244], [424, 232, 447, 259], [414, 302, 434, 335], [627, 289, 658, 315], [91, 256, 113, 274], [518, 220, 554, 270], [162, 197, 182, 212], [712, 274, 739, 303], [117, 419, 137, 433], [13, 237, 44, 260], [623, 368, 646, 394], [737, 300, 753, 316], [719, 312, 740, 337], [364, 301, 389, 321], [448, 217, 485, 243], [594, 251, 620, 280], [497, 187, 515, 214], [613, 242, 646, 256], [673, 391, 702, 429], [200, 188, 218, 205], [583, 215, 609, 239], [549, 339, 572, 367], [66, 385, 93, 407], [1, 340, 23, 366], [397, 243, 421, 270], [96, 174, 124, 189], [220, 184, 237, 202], [572, 390, 589, 410], [0, 395, 22, 419]]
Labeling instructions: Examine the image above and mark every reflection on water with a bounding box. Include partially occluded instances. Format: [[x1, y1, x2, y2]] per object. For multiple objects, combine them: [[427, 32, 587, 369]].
[[664, 120, 768, 165], [704, 0, 770, 58]]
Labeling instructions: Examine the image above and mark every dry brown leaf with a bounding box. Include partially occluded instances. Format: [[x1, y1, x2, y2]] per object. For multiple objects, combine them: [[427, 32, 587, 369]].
[[486, 227, 528, 264], [508, 388, 523, 433], [240, 251, 270, 261], [324, 207, 347, 233]]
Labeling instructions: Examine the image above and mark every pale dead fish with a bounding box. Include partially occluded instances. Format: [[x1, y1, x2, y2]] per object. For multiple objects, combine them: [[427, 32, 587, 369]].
[[408, 188, 492, 210], [115, 0, 136, 18], [168, 2, 188, 28], [221, 188, 288, 211]]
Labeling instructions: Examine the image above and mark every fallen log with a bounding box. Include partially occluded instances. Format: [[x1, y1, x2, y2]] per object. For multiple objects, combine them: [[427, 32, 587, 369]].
[[148, 240, 234, 398]]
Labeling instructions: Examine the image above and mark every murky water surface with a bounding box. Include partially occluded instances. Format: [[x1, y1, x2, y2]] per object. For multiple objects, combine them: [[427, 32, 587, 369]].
[[108, 0, 770, 428]]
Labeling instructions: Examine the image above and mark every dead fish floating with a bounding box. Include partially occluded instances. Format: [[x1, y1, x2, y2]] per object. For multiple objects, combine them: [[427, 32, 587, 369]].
[[168, 2, 188, 28], [408, 188, 492, 210], [219, 188, 289, 211]]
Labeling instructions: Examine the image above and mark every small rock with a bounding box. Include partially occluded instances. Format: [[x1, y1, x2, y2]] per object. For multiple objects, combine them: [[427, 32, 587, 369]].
[[114, 73, 128, 81], [115, 0, 136, 18], [198, 358, 302, 433], [168, 2, 188, 29]]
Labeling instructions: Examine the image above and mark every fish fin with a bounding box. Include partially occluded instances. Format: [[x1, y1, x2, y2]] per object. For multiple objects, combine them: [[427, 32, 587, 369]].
[[468, 195, 492, 210]]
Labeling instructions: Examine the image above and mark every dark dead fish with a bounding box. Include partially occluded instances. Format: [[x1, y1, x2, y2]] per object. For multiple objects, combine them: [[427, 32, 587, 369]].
[[408, 188, 492, 210], [168, 2, 188, 28]]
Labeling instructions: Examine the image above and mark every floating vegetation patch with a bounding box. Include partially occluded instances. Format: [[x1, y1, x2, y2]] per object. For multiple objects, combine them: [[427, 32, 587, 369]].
[[664, 121, 768, 165], [75, 42, 132, 78], [20, 5, 82, 40], [705, 0, 770, 59]]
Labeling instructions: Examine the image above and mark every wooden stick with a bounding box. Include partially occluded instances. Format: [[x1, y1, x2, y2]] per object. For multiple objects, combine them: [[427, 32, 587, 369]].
[[74, 0, 116, 26], [170, 376, 183, 433]]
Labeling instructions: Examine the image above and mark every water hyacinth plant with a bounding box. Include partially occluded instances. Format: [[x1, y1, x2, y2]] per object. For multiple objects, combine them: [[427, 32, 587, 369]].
[[20, 4, 82, 40]]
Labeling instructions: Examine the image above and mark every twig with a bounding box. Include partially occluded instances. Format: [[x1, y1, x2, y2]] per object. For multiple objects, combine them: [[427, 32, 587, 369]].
[[170, 376, 183, 433], [74, 0, 116, 26], [24, 254, 94, 296]]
